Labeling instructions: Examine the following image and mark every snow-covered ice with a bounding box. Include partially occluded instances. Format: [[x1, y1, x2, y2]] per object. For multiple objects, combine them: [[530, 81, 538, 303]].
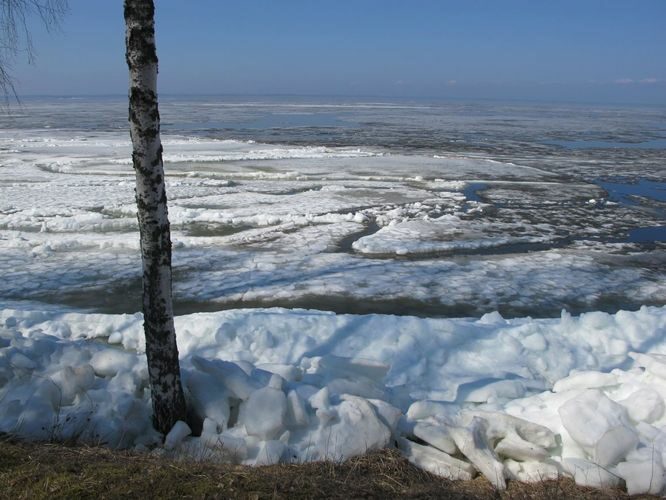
[[1, 101, 664, 318]]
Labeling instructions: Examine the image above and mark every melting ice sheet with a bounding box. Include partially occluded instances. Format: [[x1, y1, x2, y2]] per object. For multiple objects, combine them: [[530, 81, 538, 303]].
[[0, 126, 665, 317]]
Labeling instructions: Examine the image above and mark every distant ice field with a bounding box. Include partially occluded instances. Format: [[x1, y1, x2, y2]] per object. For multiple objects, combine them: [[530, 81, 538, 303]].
[[1, 96, 665, 317]]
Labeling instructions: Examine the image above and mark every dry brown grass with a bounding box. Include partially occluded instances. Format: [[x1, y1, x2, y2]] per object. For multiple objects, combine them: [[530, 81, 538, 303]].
[[0, 438, 652, 499]]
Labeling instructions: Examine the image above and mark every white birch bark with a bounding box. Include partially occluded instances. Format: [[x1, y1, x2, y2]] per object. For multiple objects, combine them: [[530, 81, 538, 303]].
[[124, 0, 186, 435]]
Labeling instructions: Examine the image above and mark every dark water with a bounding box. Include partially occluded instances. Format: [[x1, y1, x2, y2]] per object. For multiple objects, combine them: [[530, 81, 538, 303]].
[[546, 139, 666, 150], [596, 178, 666, 205], [462, 182, 488, 203], [628, 226, 666, 243]]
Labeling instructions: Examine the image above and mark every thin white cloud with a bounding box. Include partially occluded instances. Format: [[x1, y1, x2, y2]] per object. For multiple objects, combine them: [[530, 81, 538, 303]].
[[614, 77, 660, 85], [614, 78, 634, 85]]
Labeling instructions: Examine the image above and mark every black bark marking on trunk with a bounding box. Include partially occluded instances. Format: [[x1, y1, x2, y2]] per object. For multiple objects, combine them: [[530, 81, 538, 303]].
[[124, 2, 158, 67], [129, 87, 159, 141]]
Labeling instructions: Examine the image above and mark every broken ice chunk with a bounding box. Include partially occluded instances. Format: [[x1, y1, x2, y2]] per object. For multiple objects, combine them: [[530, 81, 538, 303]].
[[617, 447, 665, 495], [449, 418, 506, 490], [397, 438, 474, 480], [325, 377, 385, 399], [49, 364, 95, 405], [316, 355, 389, 383], [552, 370, 618, 393], [494, 429, 549, 462], [184, 370, 231, 430], [618, 387, 664, 424], [89, 349, 138, 378], [590, 426, 640, 468], [255, 363, 302, 382], [164, 421, 191, 450], [309, 386, 330, 410], [217, 432, 248, 461], [286, 389, 309, 428], [201, 417, 218, 441], [558, 389, 638, 466], [504, 459, 560, 482], [368, 399, 402, 433], [629, 352, 666, 379], [412, 422, 457, 455], [315, 395, 391, 460], [239, 387, 287, 440], [459, 410, 556, 449], [461, 378, 529, 403], [406, 400, 457, 422], [191, 356, 260, 401], [255, 440, 287, 466]]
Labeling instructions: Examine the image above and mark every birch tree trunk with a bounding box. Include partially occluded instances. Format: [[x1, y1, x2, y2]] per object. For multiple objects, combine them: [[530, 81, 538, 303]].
[[124, 0, 186, 435]]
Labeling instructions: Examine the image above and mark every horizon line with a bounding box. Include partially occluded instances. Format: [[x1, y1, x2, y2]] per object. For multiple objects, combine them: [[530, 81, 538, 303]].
[[11, 92, 666, 108]]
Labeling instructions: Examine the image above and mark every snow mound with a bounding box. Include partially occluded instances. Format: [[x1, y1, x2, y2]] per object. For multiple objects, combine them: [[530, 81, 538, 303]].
[[1, 305, 666, 493]]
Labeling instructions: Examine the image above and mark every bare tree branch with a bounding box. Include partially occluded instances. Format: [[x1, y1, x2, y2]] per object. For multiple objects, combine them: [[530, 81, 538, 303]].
[[0, 0, 68, 103]]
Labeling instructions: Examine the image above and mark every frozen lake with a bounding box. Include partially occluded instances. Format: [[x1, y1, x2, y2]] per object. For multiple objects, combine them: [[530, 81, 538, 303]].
[[1, 96, 665, 317], [3, 97, 666, 491]]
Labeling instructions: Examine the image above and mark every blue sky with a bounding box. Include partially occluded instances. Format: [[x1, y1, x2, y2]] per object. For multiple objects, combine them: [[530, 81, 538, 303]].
[[10, 0, 666, 103]]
